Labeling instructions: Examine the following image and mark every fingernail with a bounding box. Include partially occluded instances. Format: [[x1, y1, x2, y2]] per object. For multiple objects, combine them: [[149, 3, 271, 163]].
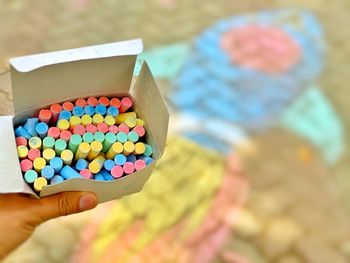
[[79, 193, 98, 211]]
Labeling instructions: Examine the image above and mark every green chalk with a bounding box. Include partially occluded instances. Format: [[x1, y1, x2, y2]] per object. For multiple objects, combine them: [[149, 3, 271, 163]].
[[102, 132, 117, 152], [83, 132, 94, 143], [144, 144, 153, 157], [54, 139, 67, 155], [43, 136, 55, 150], [127, 131, 139, 143], [94, 132, 105, 143], [116, 132, 128, 143], [24, 170, 38, 183], [68, 134, 82, 153]]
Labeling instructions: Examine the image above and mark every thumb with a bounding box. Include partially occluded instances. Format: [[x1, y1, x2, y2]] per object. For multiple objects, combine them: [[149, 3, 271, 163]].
[[30, 192, 98, 223]]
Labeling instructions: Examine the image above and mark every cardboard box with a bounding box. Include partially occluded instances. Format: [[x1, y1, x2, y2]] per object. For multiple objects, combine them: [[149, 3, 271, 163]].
[[0, 39, 169, 203]]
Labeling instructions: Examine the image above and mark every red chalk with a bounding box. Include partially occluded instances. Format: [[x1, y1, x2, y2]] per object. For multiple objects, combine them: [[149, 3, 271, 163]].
[[86, 124, 98, 134], [97, 123, 109, 133], [75, 98, 87, 107], [87, 97, 98, 107], [20, 159, 33, 172], [108, 125, 119, 134], [38, 109, 52, 124], [111, 165, 124, 178], [28, 148, 40, 161], [118, 123, 130, 133], [134, 160, 146, 171], [50, 104, 62, 124], [98, 96, 110, 106], [48, 127, 60, 139], [60, 130, 72, 141], [62, 101, 74, 112], [16, 137, 27, 147], [133, 125, 145, 137], [123, 162, 135, 174], [110, 98, 121, 108], [73, 124, 86, 136], [119, 97, 133, 113], [80, 169, 93, 179]]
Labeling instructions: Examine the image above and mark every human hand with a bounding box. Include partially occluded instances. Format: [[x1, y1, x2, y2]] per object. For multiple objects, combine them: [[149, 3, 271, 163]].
[[0, 192, 97, 260]]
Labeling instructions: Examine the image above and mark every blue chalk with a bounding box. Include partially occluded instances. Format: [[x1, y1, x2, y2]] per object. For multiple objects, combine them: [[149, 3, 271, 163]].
[[139, 156, 154, 165], [50, 175, 65, 185], [15, 126, 32, 139], [36, 122, 49, 138], [72, 106, 84, 117], [114, 154, 127, 166], [126, 155, 137, 163], [75, 159, 88, 171], [60, 165, 83, 179], [84, 105, 95, 116], [58, 110, 72, 121], [107, 106, 119, 117], [94, 173, 105, 181], [50, 157, 63, 173], [103, 159, 115, 171], [95, 104, 107, 115], [100, 169, 114, 181], [42, 166, 55, 180], [23, 118, 39, 137]]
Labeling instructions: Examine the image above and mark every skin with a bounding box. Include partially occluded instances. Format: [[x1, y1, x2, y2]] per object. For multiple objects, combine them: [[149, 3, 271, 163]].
[[0, 192, 97, 260]]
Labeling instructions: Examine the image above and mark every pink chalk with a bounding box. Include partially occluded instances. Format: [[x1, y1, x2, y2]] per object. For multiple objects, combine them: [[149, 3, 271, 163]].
[[118, 123, 130, 133], [48, 127, 60, 139], [111, 165, 124, 178], [134, 160, 146, 171], [133, 125, 145, 137], [123, 162, 135, 174], [119, 97, 133, 113], [73, 125, 86, 136], [16, 137, 27, 147], [108, 125, 119, 134], [28, 148, 40, 161], [20, 159, 33, 172], [60, 130, 72, 141], [80, 169, 93, 179], [97, 123, 109, 133], [86, 124, 98, 134]]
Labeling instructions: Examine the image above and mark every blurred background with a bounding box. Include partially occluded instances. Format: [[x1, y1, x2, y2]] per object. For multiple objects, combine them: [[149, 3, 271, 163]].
[[1, 0, 350, 262]]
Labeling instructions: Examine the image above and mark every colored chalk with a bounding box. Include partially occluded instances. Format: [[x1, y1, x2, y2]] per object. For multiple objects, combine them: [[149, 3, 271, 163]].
[[114, 154, 127, 166], [15, 126, 32, 139], [58, 110, 72, 121], [50, 103, 62, 124], [80, 169, 93, 179], [100, 169, 114, 181], [103, 159, 115, 171], [20, 159, 33, 172], [116, 132, 128, 143], [139, 156, 154, 165], [89, 155, 106, 174], [120, 97, 133, 113], [33, 157, 46, 172], [59, 130, 72, 142], [94, 173, 105, 181], [75, 98, 87, 108], [83, 132, 94, 143], [102, 132, 116, 152], [111, 165, 124, 178], [118, 124, 130, 133], [84, 105, 95, 116], [98, 96, 109, 106], [94, 132, 105, 143], [107, 106, 119, 117], [106, 142, 123, 159], [34, 177, 47, 192], [38, 109, 52, 124], [95, 104, 107, 115], [81, 114, 93, 126], [28, 148, 40, 161], [127, 131, 139, 143], [43, 136, 55, 149], [87, 141, 103, 160], [97, 122, 109, 133], [87, 97, 98, 107], [144, 144, 153, 157], [73, 124, 86, 136], [134, 142, 146, 155], [115, 112, 137, 124], [72, 106, 84, 117], [133, 125, 145, 137], [24, 170, 38, 184], [57, 119, 70, 131], [16, 137, 27, 147], [108, 125, 119, 134], [48, 127, 60, 139], [126, 155, 137, 163], [75, 142, 91, 161], [61, 149, 74, 165], [135, 159, 146, 171], [51, 175, 65, 185], [92, 114, 104, 125], [125, 117, 137, 128], [104, 115, 116, 126], [62, 101, 74, 112], [68, 134, 82, 153], [136, 118, 144, 126], [28, 136, 42, 150], [69, 116, 81, 129], [41, 165, 55, 180], [43, 148, 56, 162], [75, 159, 88, 171], [50, 157, 63, 173], [123, 141, 135, 156], [110, 98, 121, 108], [60, 165, 82, 179], [24, 118, 39, 136], [54, 139, 67, 155], [86, 124, 98, 134], [17, 145, 28, 159], [123, 162, 135, 174]]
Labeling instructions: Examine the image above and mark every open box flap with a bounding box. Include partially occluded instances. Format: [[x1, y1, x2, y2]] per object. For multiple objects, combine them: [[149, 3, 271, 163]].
[[10, 39, 143, 114]]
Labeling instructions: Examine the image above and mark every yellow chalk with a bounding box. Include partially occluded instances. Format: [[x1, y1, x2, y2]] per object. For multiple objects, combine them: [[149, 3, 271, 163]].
[[106, 142, 123, 159], [81, 114, 92, 126], [115, 112, 137, 124], [125, 117, 137, 128], [33, 157, 46, 172], [57, 119, 70, 131], [17, 145, 29, 159], [123, 141, 135, 156], [28, 137, 42, 150], [43, 148, 56, 162], [134, 142, 146, 155], [104, 115, 115, 126], [136, 118, 144, 126], [88, 155, 106, 174], [74, 142, 90, 161], [87, 141, 103, 161], [34, 177, 47, 192], [69, 116, 81, 129], [61, 149, 74, 165], [92, 114, 104, 125]]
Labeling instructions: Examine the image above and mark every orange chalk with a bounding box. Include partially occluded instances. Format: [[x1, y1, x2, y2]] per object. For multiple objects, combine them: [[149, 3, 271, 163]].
[[87, 97, 98, 107], [38, 109, 52, 124], [98, 96, 110, 106], [75, 98, 87, 107], [50, 104, 62, 124], [110, 98, 121, 108], [62, 101, 74, 112]]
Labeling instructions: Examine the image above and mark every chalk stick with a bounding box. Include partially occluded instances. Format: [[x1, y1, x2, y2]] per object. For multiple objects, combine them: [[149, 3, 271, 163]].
[[73, 124, 86, 136], [127, 131, 139, 143], [123, 162, 135, 175], [50, 157, 63, 173], [48, 127, 60, 139], [135, 159, 146, 171], [87, 141, 103, 161], [92, 114, 104, 125], [16, 137, 27, 147], [33, 157, 46, 172], [54, 139, 67, 155], [104, 115, 116, 126], [97, 122, 109, 133], [20, 159, 33, 172], [61, 149, 74, 165], [123, 141, 135, 156], [95, 104, 107, 116], [126, 154, 137, 163], [110, 98, 121, 108], [103, 159, 115, 171], [58, 110, 72, 121], [84, 105, 95, 116], [34, 177, 47, 192], [86, 124, 98, 134], [133, 142, 145, 155], [107, 106, 119, 117], [59, 130, 72, 142], [94, 132, 105, 143], [35, 122, 49, 138], [68, 134, 82, 153], [115, 112, 137, 125], [15, 126, 32, 139], [17, 145, 29, 159], [114, 154, 127, 166], [136, 118, 144, 126], [139, 156, 154, 165], [83, 132, 94, 143], [118, 124, 129, 133], [28, 148, 40, 161], [102, 132, 117, 152], [38, 109, 52, 124], [50, 103, 62, 124], [43, 136, 55, 149], [106, 142, 123, 159], [87, 97, 98, 107], [125, 117, 137, 128], [72, 106, 84, 117], [57, 119, 70, 131], [133, 125, 145, 137], [75, 98, 87, 108], [108, 125, 119, 134], [81, 114, 93, 126], [62, 101, 74, 112], [111, 165, 123, 178], [116, 132, 128, 143], [24, 118, 39, 136], [43, 148, 56, 162], [100, 169, 114, 181], [69, 116, 81, 129], [24, 170, 38, 184], [60, 165, 82, 179], [94, 173, 105, 181], [51, 175, 65, 185], [144, 144, 153, 157], [119, 97, 133, 113], [41, 165, 55, 180], [98, 97, 109, 107], [28, 136, 42, 150], [80, 169, 93, 179], [89, 155, 106, 174], [75, 142, 91, 161], [76, 159, 88, 171]]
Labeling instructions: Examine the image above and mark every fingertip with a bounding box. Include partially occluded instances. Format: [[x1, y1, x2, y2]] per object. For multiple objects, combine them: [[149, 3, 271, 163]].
[[79, 193, 98, 212]]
